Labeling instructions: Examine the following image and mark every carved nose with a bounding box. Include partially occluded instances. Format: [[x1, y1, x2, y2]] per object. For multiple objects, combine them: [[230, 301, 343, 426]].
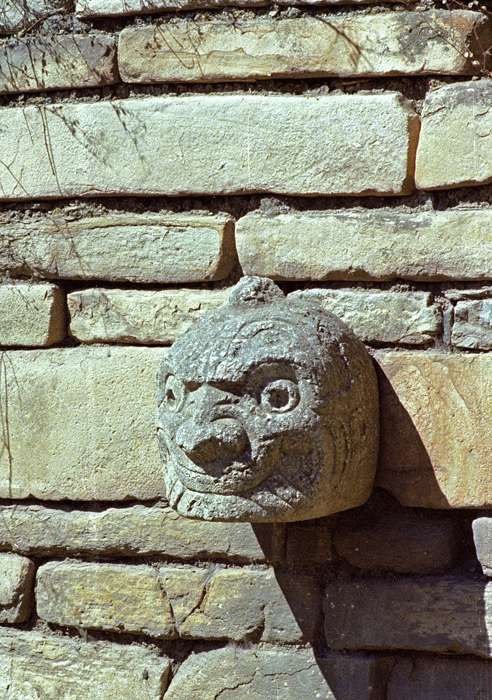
[[176, 418, 248, 463]]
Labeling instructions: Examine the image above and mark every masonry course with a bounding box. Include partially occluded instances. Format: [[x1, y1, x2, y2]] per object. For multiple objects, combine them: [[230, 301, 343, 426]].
[[0, 94, 418, 200], [0, 214, 235, 283], [0, 282, 65, 346], [236, 208, 492, 281]]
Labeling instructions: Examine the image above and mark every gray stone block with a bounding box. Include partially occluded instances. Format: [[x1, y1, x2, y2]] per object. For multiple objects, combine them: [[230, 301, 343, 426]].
[[452, 299, 492, 350], [472, 517, 492, 576], [0, 553, 34, 623]]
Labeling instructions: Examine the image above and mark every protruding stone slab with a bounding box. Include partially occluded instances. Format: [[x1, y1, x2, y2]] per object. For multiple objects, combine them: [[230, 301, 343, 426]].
[[472, 517, 492, 576], [0, 282, 65, 346], [324, 577, 492, 656], [0, 34, 117, 94], [0, 504, 283, 562], [68, 288, 229, 344], [375, 351, 492, 508], [164, 645, 393, 700], [452, 299, 492, 350], [0, 346, 167, 501], [289, 289, 441, 344], [236, 208, 492, 281], [416, 80, 492, 190], [0, 0, 69, 34], [37, 562, 319, 643], [77, 0, 267, 18], [0, 553, 34, 623], [119, 12, 488, 84], [0, 94, 418, 200], [0, 214, 235, 282], [0, 628, 170, 699]]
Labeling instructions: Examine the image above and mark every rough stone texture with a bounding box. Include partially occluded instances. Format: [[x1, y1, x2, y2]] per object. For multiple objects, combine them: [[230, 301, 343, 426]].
[[333, 493, 457, 574], [0, 0, 69, 34], [0, 282, 65, 346], [236, 208, 492, 281], [37, 561, 175, 637], [0, 94, 418, 200], [472, 517, 492, 576], [0, 627, 170, 699], [119, 12, 487, 85], [0, 34, 117, 94], [37, 562, 319, 643], [286, 518, 335, 567], [0, 346, 167, 501], [0, 553, 34, 623], [416, 80, 492, 190], [164, 645, 393, 700], [452, 299, 492, 350], [324, 577, 492, 656], [0, 214, 235, 283], [0, 504, 283, 562], [289, 289, 441, 345], [68, 287, 229, 344], [157, 277, 379, 522], [77, 0, 267, 18], [375, 351, 492, 509]]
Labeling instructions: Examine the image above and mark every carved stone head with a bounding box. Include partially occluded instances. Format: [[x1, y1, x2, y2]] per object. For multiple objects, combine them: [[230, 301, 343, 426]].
[[157, 277, 379, 522]]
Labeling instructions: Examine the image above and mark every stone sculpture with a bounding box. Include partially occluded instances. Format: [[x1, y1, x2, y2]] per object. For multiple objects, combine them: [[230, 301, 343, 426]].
[[157, 276, 379, 522]]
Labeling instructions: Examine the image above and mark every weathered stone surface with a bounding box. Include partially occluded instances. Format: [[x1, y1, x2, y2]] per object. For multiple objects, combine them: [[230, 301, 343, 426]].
[[0, 0, 69, 34], [37, 561, 175, 637], [158, 277, 379, 522], [0, 628, 170, 699], [0, 504, 283, 562], [286, 519, 335, 567], [236, 208, 492, 281], [324, 577, 492, 656], [0, 94, 418, 200], [452, 299, 492, 349], [37, 562, 319, 643], [165, 645, 393, 700], [0, 346, 167, 501], [0, 553, 34, 623], [375, 351, 492, 508], [289, 289, 441, 344], [119, 12, 487, 85], [0, 34, 117, 94], [416, 80, 492, 190], [334, 492, 457, 574], [68, 287, 229, 344], [472, 517, 492, 576], [387, 655, 492, 700], [0, 214, 235, 282], [77, 0, 267, 18], [0, 282, 65, 346]]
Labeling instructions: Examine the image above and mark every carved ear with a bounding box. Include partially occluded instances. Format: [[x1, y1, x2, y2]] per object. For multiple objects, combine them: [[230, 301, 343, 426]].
[[228, 276, 284, 306]]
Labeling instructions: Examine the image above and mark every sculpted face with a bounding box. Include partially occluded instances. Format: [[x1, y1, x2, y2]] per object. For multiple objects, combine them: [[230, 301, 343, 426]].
[[157, 277, 379, 522]]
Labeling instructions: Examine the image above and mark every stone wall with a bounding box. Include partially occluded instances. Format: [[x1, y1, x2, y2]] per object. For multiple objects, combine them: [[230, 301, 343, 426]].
[[0, 0, 492, 697]]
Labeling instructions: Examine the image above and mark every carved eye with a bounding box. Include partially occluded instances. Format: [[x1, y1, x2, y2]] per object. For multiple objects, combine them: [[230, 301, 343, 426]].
[[260, 379, 300, 413], [163, 375, 187, 412]]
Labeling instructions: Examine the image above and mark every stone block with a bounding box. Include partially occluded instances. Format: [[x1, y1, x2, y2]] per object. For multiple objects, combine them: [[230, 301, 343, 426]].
[[119, 12, 487, 84], [472, 517, 492, 576], [0, 504, 283, 562], [236, 208, 492, 281], [387, 655, 492, 700], [324, 577, 492, 656], [0, 34, 117, 94], [164, 646, 392, 700], [286, 519, 335, 567], [0, 0, 69, 34], [0, 553, 34, 623], [452, 299, 492, 350], [0, 214, 235, 282], [0, 346, 167, 501], [37, 561, 175, 637], [37, 562, 319, 643], [0, 94, 418, 200], [289, 288, 441, 344], [0, 628, 170, 699], [0, 282, 65, 346], [77, 0, 267, 18], [416, 80, 492, 190], [68, 287, 229, 344], [375, 351, 492, 508]]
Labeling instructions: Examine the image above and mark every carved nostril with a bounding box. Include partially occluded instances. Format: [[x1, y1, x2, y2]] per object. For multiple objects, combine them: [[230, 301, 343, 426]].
[[176, 418, 248, 464]]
